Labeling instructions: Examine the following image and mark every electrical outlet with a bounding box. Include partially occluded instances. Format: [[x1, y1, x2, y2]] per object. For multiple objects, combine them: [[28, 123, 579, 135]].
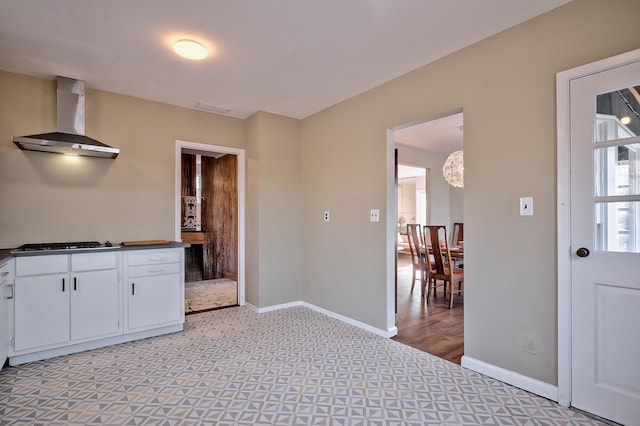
[[524, 336, 537, 355], [324, 211, 330, 222], [370, 209, 380, 222]]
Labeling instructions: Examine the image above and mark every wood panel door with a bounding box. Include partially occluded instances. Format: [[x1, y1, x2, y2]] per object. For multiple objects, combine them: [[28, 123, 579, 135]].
[[201, 154, 238, 279]]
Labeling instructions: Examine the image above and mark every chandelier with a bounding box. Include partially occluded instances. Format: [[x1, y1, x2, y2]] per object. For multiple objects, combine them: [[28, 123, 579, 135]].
[[443, 150, 464, 188]]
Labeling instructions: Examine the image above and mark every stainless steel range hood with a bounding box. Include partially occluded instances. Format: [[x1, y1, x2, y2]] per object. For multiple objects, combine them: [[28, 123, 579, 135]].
[[12, 76, 119, 159]]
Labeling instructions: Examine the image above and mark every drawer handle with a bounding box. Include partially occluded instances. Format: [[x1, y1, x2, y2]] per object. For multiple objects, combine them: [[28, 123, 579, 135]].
[[74, 277, 77, 291], [148, 257, 164, 261], [6, 284, 13, 300], [132, 282, 135, 295], [62, 278, 65, 292], [148, 268, 164, 273]]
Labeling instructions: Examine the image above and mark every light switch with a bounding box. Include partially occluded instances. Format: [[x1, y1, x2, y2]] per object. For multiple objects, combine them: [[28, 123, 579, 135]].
[[520, 197, 533, 216], [324, 211, 330, 222], [370, 209, 380, 222]]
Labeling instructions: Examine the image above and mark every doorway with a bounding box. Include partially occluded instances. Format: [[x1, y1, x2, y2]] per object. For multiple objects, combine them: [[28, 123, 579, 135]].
[[389, 110, 465, 363], [175, 140, 246, 311], [557, 49, 640, 425]]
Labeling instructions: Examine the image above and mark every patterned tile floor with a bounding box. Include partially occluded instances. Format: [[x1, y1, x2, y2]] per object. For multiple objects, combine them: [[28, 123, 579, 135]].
[[0, 306, 605, 425]]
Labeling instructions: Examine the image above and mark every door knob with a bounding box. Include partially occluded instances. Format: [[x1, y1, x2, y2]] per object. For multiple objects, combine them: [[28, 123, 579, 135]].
[[576, 247, 590, 258]]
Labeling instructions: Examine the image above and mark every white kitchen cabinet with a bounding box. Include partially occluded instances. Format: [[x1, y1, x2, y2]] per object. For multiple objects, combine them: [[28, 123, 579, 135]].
[[14, 256, 70, 352], [70, 269, 119, 341], [124, 248, 184, 333], [9, 245, 184, 365], [13, 252, 120, 353], [0, 258, 15, 368], [70, 253, 120, 341]]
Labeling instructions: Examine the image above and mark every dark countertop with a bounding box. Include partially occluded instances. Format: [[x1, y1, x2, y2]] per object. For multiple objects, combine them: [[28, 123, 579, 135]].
[[8, 242, 188, 258], [0, 249, 14, 265]]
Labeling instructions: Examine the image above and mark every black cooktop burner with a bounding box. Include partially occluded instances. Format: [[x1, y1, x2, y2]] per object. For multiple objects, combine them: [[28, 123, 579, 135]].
[[15, 241, 104, 252]]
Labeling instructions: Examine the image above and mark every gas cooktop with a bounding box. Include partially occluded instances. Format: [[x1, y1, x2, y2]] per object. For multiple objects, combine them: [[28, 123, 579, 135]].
[[12, 241, 115, 253]]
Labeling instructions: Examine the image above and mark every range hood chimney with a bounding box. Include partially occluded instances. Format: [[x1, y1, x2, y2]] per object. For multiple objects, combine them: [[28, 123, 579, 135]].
[[12, 76, 119, 159]]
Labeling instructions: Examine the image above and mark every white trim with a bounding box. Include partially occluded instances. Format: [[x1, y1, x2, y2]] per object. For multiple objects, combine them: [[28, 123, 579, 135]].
[[251, 301, 301, 313], [244, 300, 398, 337], [461, 356, 558, 402], [175, 140, 246, 307], [556, 48, 640, 408], [385, 128, 398, 335], [301, 302, 397, 338]]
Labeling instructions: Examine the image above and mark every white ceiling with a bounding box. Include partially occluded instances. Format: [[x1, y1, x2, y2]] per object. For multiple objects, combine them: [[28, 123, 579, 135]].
[[0, 0, 569, 121], [395, 112, 464, 154]]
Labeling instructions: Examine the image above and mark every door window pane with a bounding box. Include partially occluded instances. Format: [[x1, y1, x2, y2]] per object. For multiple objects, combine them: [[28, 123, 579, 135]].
[[595, 87, 640, 142], [594, 87, 640, 252], [595, 201, 640, 253], [595, 142, 640, 197]]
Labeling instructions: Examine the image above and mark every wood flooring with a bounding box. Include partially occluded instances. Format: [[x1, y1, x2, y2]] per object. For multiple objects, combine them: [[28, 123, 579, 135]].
[[392, 254, 464, 364]]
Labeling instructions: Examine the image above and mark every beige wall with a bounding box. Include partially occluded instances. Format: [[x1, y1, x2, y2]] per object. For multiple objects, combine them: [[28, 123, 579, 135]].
[[0, 71, 245, 248], [245, 111, 302, 307], [299, 0, 640, 385], [449, 186, 463, 230]]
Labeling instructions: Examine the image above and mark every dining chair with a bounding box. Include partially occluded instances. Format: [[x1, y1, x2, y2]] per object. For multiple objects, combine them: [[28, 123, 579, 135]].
[[406, 224, 426, 294], [451, 222, 464, 246], [420, 225, 443, 303], [424, 225, 464, 308], [450, 222, 464, 268]]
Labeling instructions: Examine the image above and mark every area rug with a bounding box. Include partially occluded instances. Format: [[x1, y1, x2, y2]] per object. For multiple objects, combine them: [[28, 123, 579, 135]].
[[185, 278, 237, 313]]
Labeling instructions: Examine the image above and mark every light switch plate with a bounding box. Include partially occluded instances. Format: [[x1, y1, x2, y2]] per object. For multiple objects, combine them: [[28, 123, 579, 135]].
[[520, 197, 533, 216], [324, 211, 330, 222], [370, 209, 380, 222]]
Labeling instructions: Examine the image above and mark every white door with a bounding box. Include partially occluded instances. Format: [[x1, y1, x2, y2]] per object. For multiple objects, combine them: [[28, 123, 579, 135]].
[[570, 59, 640, 425]]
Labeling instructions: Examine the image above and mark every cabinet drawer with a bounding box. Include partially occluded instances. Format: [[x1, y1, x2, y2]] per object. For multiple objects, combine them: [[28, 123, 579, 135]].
[[127, 250, 181, 266], [0, 261, 11, 285], [16, 255, 68, 276], [127, 262, 181, 278], [71, 252, 117, 271]]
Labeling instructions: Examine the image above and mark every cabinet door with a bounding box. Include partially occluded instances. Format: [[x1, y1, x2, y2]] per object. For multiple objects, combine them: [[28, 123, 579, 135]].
[[0, 262, 12, 366], [70, 269, 120, 341], [14, 274, 70, 351], [127, 274, 182, 331], [0, 285, 11, 366]]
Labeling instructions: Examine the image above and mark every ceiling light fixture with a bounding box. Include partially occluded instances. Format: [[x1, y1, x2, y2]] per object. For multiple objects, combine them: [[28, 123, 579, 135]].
[[621, 116, 631, 125], [443, 150, 464, 188], [173, 39, 208, 60]]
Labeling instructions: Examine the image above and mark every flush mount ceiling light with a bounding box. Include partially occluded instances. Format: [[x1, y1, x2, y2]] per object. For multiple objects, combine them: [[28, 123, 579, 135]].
[[443, 150, 464, 188], [621, 116, 632, 125], [173, 39, 208, 60]]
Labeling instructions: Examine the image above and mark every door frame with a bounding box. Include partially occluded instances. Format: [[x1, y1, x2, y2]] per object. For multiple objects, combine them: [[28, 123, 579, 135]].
[[556, 48, 640, 407], [174, 140, 246, 306]]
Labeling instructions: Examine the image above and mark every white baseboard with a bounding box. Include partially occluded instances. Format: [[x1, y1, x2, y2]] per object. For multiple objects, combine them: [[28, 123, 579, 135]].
[[461, 355, 558, 402], [246, 300, 396, 338], [300, 302, 396, 338], [249, 300, 302, 313]]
